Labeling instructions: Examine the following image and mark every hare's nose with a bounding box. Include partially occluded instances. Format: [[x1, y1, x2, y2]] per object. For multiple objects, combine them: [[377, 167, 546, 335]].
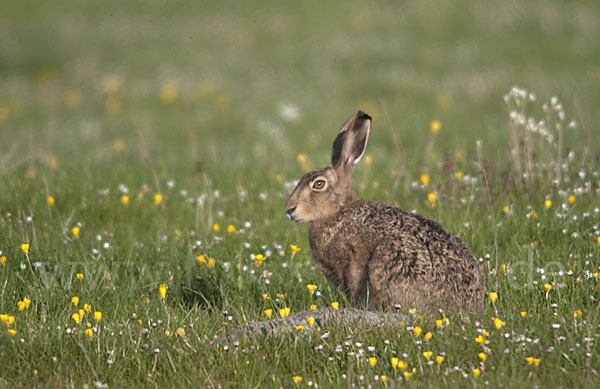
[[285, 207, 297, 220]]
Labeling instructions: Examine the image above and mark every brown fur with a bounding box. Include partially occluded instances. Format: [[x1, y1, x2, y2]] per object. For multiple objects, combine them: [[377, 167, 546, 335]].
[[285, 111, 484, 312]]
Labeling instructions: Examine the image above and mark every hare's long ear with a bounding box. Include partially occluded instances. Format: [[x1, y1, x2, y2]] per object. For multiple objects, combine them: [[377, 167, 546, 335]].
[[331, 111, 371, 171]]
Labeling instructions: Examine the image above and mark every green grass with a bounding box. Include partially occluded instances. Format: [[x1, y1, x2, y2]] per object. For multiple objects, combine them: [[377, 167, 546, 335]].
[[1, 0, 600, 387]]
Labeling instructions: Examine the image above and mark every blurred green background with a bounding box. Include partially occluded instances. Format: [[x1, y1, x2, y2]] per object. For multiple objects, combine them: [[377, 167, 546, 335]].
[[1, 0, 598, 188]]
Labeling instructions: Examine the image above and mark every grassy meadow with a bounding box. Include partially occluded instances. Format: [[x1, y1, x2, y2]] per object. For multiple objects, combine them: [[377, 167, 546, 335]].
[[1, 0, 600, 387]]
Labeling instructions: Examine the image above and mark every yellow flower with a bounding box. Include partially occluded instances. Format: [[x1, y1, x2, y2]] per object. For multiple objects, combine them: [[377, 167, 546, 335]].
[[77, 273, 84, 280], [160, 82, 178, 104], [0, 314, 8, 323], [520, 311, 527, 317], [530, 210, 538, 219], [84, 328, 93, 338], [79, 309, 85, 318], [573, 309, 582, 318], [255, 254, 266, 262], [0, 255, 6, 265], [6, 315, 15, 325], [18, 301, 26, 311], [292, 376, 303, 384], [430, 120, 441, 133], [422, 351, 433, 359], [84, 304, 91, 313], [290, 244, 302, 253], [489, 292, 498, 303], [413, 326, 422, 337], [390, 357, 399, 368], [159, 284, 168, 299], [306, 284, 317, 294], [526, 356, 541, 366], [297, 154, 307, 163], [544, 283, 552, 292], [501, 263, 506, 272], [94, 312, 102, 321], [436, 355, 444, 364], [21, 244, 30, 254], [294, 325, 305, 331], [331, 302, 339, 310], [280, 307, 291, 318], [420, 174, 430, 185], [427, 192, 437, 202], [212, 223, 220, 232], [262, 293, 270, 300], [164, 330, 171, 336], [7, 329, 17, 336], [23, 298, 31, 308], [568, 195, 575, 204], [310, 304, 317, 310], [472, 368, 481, 376], [306, 317, 315, 327], [364, 154, 373, 165], [403, 368, 415, 378], [544, 200, 552, 209], [197, 255, 206, 263], [424, 332, 432, 341], [435, 317, 450, 328], [71, 313, 81, 324], [71, 296, 79, 306], [154, 194, 163, 205], [482, 329, 490, 336], [227, 224, 235, 233], [47, 196, 55, 205], [72, 227, 80, 237], [264, 309, 272, 318], [381, 375, 387, 382], [368, 357, 377, 367], [475, 335, 485, 344], [276, 293, 286, 300], [503, 205, 510, 214], [207, 258, 216, 268], [176, 327, 186, 337], [493, 317, 505, 329], [478, 352, 487, 362], [120, 195, 129, 205], [454, 171, 463, 180]]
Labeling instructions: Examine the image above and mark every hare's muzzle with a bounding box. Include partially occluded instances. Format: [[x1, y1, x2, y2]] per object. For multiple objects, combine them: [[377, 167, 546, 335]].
[[285, 206, 297, 221]]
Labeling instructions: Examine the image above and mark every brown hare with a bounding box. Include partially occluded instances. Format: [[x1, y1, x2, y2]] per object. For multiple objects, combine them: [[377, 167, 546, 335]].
[[285, 111, 484, 312]]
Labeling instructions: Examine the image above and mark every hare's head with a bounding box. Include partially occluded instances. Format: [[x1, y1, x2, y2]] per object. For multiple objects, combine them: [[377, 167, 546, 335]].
[[285, 111, 371, 223]]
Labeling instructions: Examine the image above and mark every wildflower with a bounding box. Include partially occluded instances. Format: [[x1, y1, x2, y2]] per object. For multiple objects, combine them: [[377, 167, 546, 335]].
[[293, 376, 303, 384], [331, 302, 339, 310], [475, 335, 485, 344], [413, 326, 422, 337], [21, 244, 30, 254], [94, 312, 102, 321], [227, 224, 235, 233], [84, 328, 93, 338], [176, 327, 186, 337], [120, 195, 129, 205], [544, 283, 552, 292], [23, 298, 31, 308], [478, 352, 487, 362], [84, 304, 91, 313], [276, 293, 286, 300], [77, 273, 84, 280], [493, 317, 505, 329], [525, 357, 541, 365], [72, 227, 80, 237], [154, 194, 163, 205], [79, 309, 85, 318], [48, 196, 55, 205], [264, 309, 272, 318], [255, 254, 266, 262], [0, 256, 5, 265], [290, 244, 302, 253], [544, 200, 552, 209], [597, 236, 600, 245], [424, 332, 432, 341], [158, 284, 168, 299], [262, 294, 270, 300], [568, 195, 575, 204], [420, 174, 430, 185], [427, 192, 437, 207], [297, 154, 307, 163], [280, 308, 291, 318], [7, 329, 17, 336], [197, 255, 206, 263], [306, 284, 317, 294], [71, 296, 79, 306], [18, 301, 26, 311], [0, 314, 8, 323], [295, 325, 305, 332], [573, 309, 582, 318], [472, 368, 481, 376], [489, 292, 498, 303], [207, 258, 216, 268], [310, 304, 317, 310], [6, 315, 15, 325], [454, 171, 463, 180], [368, 357, 377, 367], [403, 368, 415, 378], [306, 317, 315, 327], [436, 355, 444, 364], [436, 318, 450, 328], [72, 313, 81, 324], [430, 120, 441, 133], [391, 357, 399, 368], [160, 82, 178, 104], [530, 210, 538, 219], [520, 311, 527, 317], [164, 330, 171, 336], [423, 351, 433, 359]]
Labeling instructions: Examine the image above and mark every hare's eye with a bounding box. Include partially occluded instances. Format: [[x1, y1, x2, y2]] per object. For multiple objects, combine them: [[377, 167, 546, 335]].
[[312, 179, 326, 190]]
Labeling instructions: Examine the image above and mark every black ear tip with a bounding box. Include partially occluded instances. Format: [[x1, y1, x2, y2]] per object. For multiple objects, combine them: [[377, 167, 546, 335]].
[[356, 111, 372, 121]]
